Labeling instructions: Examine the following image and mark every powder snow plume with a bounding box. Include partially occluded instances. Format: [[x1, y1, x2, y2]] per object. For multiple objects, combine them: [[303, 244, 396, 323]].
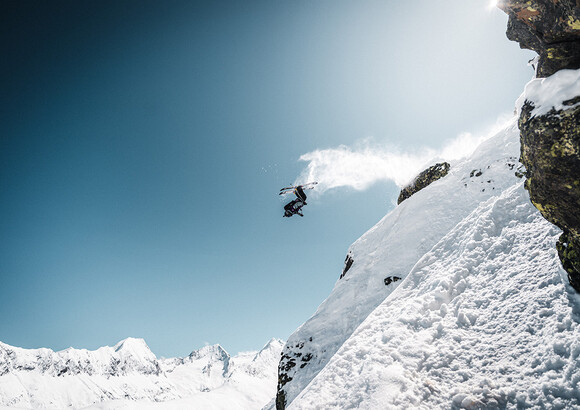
[[295, 124, 509, 193], [297, 144, 431, 191]]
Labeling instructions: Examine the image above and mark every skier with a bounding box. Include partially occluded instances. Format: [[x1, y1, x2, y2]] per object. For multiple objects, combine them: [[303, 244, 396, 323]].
[[280, 184, 315, 218], [283, 198, 305, 217]]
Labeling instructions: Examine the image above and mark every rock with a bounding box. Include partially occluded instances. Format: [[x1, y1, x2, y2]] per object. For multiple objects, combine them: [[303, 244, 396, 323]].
[[397, 162, 450, 205], [519, 99, 580, 290], [340, 253, 354, 280], [497, 0, 580, 77], [384, 276, 401, 286], [276, 337, 313, 410], [275, 388, 287, 410], [557, 232, 580, 291]]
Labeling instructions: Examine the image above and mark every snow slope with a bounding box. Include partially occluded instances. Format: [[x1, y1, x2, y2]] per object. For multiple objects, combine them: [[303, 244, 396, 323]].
[[276, 118, 529, 407], [0, 338, 282, 409], [290, 178, 580, 409]]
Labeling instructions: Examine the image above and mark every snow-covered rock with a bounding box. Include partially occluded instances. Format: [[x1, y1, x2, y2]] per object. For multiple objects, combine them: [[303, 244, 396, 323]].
[[0, 338, 283, 409], [276, 115, 580, 409]]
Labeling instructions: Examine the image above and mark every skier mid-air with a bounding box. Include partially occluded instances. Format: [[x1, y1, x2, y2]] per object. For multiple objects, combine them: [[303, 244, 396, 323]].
[[279, 182, 317, 218]]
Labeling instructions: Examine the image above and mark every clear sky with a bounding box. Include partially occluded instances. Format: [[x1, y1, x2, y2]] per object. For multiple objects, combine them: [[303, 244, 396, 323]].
[[0, 0, 535, 358]]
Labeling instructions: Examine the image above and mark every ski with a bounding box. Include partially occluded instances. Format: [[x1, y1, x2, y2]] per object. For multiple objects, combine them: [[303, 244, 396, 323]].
[[279, 182, 318, 191], [279, 182, 318, 194]]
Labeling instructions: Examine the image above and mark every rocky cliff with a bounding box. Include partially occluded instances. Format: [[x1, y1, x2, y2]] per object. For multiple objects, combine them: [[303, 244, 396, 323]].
[[518, 71, 580, 291], [499, 0, 580, 291], [497, 0, 580, 77]]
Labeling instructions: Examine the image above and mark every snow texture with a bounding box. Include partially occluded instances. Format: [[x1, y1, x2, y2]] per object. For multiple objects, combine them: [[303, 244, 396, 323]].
[[279, 114, 580, 409], [0, 338, 283, 409], [290, 183, 580, 409]]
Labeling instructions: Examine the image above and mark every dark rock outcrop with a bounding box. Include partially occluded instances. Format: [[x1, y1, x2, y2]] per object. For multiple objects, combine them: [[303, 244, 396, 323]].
[[519, 99, 580, 290], [497, 0, 580, 77], [276, 337, 313, 410], [397, 162, 450, 204], [340, 253, 354, 280], [557, 232, 580, 291], [383, 276, 401, 286]]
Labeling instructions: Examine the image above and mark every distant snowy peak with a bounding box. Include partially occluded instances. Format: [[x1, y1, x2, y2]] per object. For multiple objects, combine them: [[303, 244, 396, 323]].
[[188, 343, 230, 361], [255, 338, 285, 363], [159, 343, 233, 383], [245, 339, 286, 379], [113, 337, 159, 374], [113, 337, 150, 354]]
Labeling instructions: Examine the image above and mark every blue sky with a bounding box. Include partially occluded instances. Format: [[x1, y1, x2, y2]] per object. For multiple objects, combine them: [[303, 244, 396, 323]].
[[0, 0, 534, 358]]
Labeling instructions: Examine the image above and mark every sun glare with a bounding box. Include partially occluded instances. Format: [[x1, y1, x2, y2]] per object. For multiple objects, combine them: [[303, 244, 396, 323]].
[[488, 0, 499, 9]]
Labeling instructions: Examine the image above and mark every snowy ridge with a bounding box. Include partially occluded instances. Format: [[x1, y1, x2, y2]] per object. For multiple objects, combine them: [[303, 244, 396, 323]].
[[289, 182, 580, 408], [276, 119, 529, 407], [0, 337, 159, 378], [0, 338, 283, 409]]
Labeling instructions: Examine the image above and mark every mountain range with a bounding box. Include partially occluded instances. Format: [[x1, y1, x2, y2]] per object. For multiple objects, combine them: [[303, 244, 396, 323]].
[[0, 337, 283, 409]]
